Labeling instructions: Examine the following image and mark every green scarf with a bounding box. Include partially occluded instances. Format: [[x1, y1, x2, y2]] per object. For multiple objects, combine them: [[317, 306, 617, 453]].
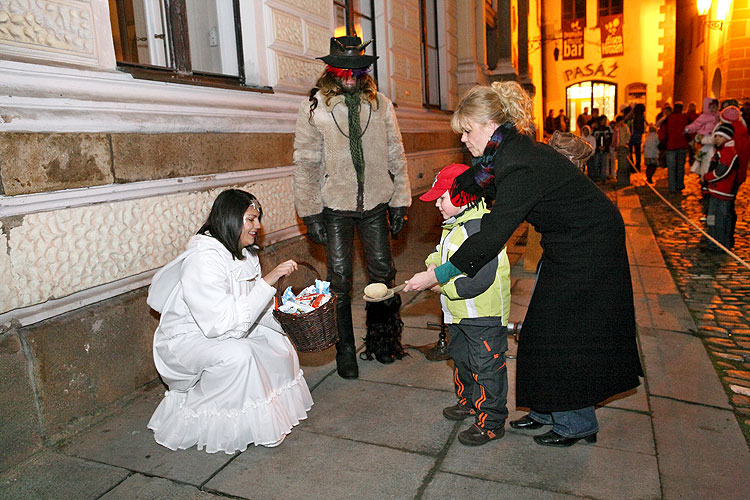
[[344, 91, 365, 184]]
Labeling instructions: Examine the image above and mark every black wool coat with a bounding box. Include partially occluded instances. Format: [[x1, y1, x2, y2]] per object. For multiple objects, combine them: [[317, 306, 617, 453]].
[[451, 127, 643, 412]]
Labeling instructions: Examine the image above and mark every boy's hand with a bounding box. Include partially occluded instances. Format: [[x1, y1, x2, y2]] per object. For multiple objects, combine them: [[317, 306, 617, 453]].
[[403, 270, 438, 291]]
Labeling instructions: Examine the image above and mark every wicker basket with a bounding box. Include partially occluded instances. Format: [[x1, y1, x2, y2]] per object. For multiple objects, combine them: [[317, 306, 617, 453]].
[[272, 262, 339, 353]]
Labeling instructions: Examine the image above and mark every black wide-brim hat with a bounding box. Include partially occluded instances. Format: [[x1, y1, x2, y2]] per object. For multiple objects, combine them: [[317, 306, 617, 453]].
[[317, 35, 378, 69]]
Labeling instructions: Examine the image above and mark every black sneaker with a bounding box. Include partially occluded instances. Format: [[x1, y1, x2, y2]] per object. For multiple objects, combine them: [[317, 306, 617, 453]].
[[442, 403, 476, 421], [458, 423, 505, 446]]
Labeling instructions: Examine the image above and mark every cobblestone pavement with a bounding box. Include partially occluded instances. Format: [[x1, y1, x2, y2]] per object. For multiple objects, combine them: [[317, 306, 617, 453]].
[[624, 165, 750, 446]]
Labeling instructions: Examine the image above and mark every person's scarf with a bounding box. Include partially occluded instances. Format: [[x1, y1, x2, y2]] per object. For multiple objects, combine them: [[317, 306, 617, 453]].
[[452, 122, 514, 206], [344, 90, 366, 184]]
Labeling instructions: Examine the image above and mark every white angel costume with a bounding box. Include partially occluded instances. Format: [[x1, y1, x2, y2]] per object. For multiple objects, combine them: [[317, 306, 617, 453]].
[[146, 234, 312, 453]]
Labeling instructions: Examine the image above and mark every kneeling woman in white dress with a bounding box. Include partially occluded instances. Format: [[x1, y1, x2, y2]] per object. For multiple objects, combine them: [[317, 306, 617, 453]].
[[146, 189, 313, 453]]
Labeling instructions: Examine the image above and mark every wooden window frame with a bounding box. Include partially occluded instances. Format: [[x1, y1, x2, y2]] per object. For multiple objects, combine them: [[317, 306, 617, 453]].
[[598, 0, 623, 18], [420, 0, 441, 109], [333, 0, 379, 84], [562, 0, 587, 25], [113, 0, 272, 93]]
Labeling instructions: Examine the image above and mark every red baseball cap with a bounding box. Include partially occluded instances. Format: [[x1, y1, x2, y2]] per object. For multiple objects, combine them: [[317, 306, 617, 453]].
[[419, 163, 475, 204]]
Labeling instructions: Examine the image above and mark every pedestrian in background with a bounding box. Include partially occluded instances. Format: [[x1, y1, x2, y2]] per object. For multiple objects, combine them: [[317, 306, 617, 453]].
[[626, 103, 646, 171], [643, 125, 660, 184], [554, 108, 570, 133], [685, 98, 719, 176], [590, 115, 612, 183], [576, 107, 590, 135], [614, 115, 632, 186], [581, 125, 596, 176], [702, 123, 738, 252], [544, 109, 556, 139], [662, 102, 690, 193], [404, 81, 642, 448]]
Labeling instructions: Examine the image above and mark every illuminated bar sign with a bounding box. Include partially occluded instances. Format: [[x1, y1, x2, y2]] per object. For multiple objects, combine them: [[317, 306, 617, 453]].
[[562, 18, 584, 60], [600, 13, 624, 57]]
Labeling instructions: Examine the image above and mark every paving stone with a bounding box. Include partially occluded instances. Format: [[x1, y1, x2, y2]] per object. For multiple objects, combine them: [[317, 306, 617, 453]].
[[629, 264, 679, 294], [441, 429, 660, 500], [360, 327, 454, 392], [639, 327, 731, 408], [650, 397, 750, 499], [0, 451, 128, 500], [100, 474, 223, 500], [61, 386, 234, 486], [633, 293, 696, 332], [0, 333, 44, 471], [205, 430, 434, 499], [300, 373, 456, 455], [423, 471, 582, 500]]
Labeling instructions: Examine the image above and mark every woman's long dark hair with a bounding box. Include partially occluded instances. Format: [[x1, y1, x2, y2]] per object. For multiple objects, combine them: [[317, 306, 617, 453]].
[[197, 189, 263, 260]]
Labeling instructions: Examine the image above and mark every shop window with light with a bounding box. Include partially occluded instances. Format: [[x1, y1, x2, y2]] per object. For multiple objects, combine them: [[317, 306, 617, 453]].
[[109, 0, 263, 91], [566, 81, 617, 131], [333, 0, 378, 84], [598, 0, 623, 18], [562, 0, 586, 24], [420, 0, 441, 107]]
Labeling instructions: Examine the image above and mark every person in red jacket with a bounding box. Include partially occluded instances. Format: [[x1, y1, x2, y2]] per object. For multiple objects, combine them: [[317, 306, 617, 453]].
[[663, 102, 691, 193], [702, 123, 738, 252], [717, 105, 749, 247]]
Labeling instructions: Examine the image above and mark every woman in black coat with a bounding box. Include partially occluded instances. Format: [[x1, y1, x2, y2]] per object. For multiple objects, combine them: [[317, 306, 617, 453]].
[[404, 82, 642, 447]]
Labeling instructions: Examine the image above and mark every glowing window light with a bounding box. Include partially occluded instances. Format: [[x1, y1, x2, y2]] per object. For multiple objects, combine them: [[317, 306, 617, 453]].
[[716, 0, 731, 19], [697, 0, 712, 16]]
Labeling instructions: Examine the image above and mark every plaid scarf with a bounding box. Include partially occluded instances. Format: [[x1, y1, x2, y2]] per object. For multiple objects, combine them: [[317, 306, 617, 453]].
[[452, 123, 513, 206]]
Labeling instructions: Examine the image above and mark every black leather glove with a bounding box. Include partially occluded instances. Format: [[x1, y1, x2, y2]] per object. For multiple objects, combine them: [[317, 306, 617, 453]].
[[302, 214, 328, 245], [388, 206, 408, 237]]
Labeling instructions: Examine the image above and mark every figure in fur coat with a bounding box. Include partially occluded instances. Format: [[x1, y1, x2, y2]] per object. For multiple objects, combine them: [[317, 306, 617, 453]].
[[293, 35, 412, 378]]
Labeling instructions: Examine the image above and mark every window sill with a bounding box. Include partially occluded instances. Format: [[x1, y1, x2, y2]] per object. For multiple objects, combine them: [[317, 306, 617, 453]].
[[116, 63, 273, 94]]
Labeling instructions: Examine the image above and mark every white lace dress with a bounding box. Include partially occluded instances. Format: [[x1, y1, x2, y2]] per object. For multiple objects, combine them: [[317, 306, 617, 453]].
[[146, 235, 313, 453]]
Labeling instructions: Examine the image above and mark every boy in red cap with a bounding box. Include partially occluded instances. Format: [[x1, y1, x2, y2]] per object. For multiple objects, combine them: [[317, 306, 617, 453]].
[[419, 163, 512, 446]]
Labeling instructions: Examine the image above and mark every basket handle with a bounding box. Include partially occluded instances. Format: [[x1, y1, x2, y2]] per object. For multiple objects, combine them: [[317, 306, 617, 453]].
[[274, 261, 323, 300]]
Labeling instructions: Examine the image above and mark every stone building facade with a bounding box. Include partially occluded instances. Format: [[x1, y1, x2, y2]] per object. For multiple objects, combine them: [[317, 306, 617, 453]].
[[0, 0, 543, 469]]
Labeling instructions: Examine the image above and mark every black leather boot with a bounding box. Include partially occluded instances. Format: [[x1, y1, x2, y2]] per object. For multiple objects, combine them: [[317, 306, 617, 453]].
[[334, 298, 358, 379], [336, 343, 358, 379]]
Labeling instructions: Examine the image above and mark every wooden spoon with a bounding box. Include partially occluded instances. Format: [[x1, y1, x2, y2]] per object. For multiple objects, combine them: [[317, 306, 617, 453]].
[[363, 283, 406, 302]]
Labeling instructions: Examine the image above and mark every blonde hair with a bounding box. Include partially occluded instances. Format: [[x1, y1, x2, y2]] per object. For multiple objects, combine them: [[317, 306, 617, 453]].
[[451, 81, 534, 135]]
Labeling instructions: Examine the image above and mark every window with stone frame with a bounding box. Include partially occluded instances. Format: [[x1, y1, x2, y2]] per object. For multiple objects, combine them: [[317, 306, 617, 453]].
[[562, 0, 587, 24], [420, 0, 441, 107], [109, 0, 267, 91], [333, 0, 379, 84], [598, 0, 623, 17]]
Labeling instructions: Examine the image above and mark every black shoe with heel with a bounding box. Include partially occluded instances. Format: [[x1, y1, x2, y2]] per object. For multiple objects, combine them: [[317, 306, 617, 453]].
[[509, 415, 546, 430], [533, 430, 597, 447]]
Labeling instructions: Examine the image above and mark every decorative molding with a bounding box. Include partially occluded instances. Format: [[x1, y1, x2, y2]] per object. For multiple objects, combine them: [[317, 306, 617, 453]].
[[275, 52, 322, 88], [1, 171, 298, 313], [0, 167, 294, 217], [272, 9, 303, 46], [273, 0, 330, 20], [0, 0, 95, 56], [0, 60, 305, 133], [305, 22, 330, 56], [0, 223, 304, 330]]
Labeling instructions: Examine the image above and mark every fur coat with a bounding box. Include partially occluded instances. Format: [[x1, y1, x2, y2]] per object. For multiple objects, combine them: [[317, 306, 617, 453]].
[[293, 91, 411, 217]]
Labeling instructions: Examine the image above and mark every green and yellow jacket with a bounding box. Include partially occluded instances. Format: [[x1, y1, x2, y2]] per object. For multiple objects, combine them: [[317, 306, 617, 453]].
[[425, 202, 511, 325]]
